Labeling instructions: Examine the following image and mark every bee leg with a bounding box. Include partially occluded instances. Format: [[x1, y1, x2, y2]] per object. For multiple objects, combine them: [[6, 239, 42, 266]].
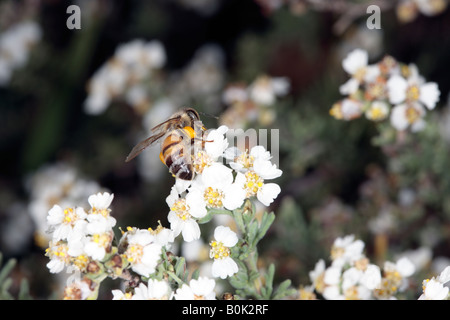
[[159, 152, 165, 164]]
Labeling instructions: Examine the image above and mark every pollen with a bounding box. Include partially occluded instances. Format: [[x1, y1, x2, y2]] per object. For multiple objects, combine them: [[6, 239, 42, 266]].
[[91, 206, 110, 217], [125, 244, 144, 264], [405, 105, 421, 124], [330, 246, 345, 261], [243, 171, 264, 198], [235, 150, 255, 170], [203, 187, 224, 208], [63, 207, 77, 224], [209, 241, 231, 260], [329, 103, 343, 120], [406, 85, 420, 101], [171, 199, 192, 221], [192, 150, 213, 174]]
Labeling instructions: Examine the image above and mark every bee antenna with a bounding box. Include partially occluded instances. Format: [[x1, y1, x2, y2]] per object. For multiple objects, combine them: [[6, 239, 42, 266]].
[[199, 111, 219, 119]]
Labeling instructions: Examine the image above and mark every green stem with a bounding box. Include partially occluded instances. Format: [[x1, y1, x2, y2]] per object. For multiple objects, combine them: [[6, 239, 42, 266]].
[[166, 271, 184, 286]]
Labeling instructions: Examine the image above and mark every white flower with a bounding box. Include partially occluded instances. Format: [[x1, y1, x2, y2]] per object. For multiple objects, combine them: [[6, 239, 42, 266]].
[[88, 192, 114, 212], [63, 277, 95, 300], [174, 277, 216, 300], [46, 205, 87, 242], [222, 84, 248, 104], [86, 192, 116, 234], [309, 259, 326, 289], [189, 163, 246, 211], [342, 262, 382, 291], [249, 75, 290, 106], [415, 0, 448, 16], [83, 39, 166, 114], [388, 257, 415, 281], [124, 229, 162, 277], [84, 231, 113, 261], [330, 235, 365, 268], [360, 264, 382, 290], [231, 146, 282, 206], [340, 49, 380, 95], [387, 68, 440, 110], [142, 40, 166, 69], [0, 21, 42, 86], [112, 290, 133, 300], [322, 266, 344, 300], [192, 125, 229, 175], [209, 226, 239, 279], [365, 101, 390, 121], [46, 241, 71, 273], [419, 266, 450, 300], [149, 224, 175, 250], [132, 279, 172, 300], [390, 102, 426, 132], [419, 278, 449, 300], [329, 99, 363, 120], [166, 186, 207, 242], [204, 125, 229, 160]]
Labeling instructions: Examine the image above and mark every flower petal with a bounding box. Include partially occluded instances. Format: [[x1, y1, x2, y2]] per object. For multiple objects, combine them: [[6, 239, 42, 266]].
[[387, 75, 408, 104], [257, 183, 281, 206], [419, 82, 440, 110]]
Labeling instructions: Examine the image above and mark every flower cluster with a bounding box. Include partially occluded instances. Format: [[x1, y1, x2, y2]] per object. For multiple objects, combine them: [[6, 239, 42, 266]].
[[25, 162, 100, 250], [84, 39, 166, 115], [419, 266, 450, 300], [0, 20, 42, 86], [166, 125, 282, 245], [303, 235, 416, 300], [45, 192, 117, 274], [220, 75, 290, 128], [165, 125, 282, 279], [43, 124, 283, 299], [330, 49, 440, 132]]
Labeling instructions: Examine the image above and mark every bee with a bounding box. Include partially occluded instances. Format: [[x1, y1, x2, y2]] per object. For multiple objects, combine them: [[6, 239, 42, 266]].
[[125, 108, 207, 180]]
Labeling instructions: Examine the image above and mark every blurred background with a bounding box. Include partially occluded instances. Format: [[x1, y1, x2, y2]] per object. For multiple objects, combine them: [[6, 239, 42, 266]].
[[1, 0, 450, 299]]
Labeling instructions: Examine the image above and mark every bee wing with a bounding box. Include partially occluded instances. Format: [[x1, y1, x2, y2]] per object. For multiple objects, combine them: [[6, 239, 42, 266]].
[[125, 131, 165, 162], [125, 114, 183, 162]]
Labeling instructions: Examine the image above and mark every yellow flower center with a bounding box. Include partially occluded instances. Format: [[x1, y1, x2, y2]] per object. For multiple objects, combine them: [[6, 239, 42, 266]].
[[243, 171, 264, 198], [344, 285, 360, 300], [329, 104, 343, 119], [192, 151, 213, 174], [63, 207, 79, 223], [298, 287, 317, 300], [171, 199, 191, 221], [91, 207, 110, 217], [365, 80, 386, 101], [314, 272, 326, 294], [204, 187, 224, 208], [209, 241, 230, 260], [92, 233, 112, 248], [125, 244, 144, 263], [354, 67, 367, 82], [406, 85, 420, 101], [354, 257, 369, 271], [72, 255, 89, 271], [46, 241, 71, 264], [368, 105, 387, 121], [235, 151, 255, 170], [373, 270, 403, 299], [405, 105, 421, 124]]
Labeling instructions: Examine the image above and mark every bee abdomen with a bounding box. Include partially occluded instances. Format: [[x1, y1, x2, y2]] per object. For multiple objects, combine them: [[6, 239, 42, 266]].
[[161, 131, 194, 180]]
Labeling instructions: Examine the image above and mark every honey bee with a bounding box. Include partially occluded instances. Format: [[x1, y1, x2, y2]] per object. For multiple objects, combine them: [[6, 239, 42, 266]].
[[125, 108, 207, 180]]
